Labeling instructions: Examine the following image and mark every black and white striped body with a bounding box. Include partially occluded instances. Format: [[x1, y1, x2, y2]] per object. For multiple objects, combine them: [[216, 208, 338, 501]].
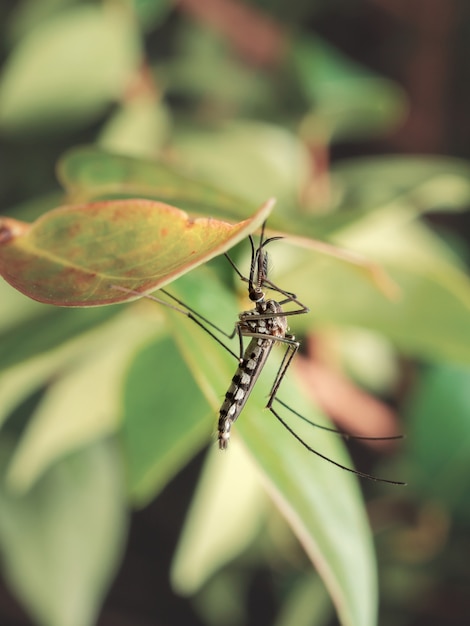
[[218, 299, 288, 449]]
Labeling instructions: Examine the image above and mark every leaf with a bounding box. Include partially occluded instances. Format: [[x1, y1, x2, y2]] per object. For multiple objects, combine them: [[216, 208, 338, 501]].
[[280, 215, 470, 364], [0, 277, 45, 333], [0, 440, 127, 626], [277, 156, 470, 240], [170, 444, 266, 594], [57, 146, 256, 217], [166, 124, 398, 298], [405, 363, 470, 520], [163, 276, 380, 626], [98, 96, 172, 158], [0, 198, 273, 305], [6, 0, 80, 44], [274, 573, 332, 626], [291, 35, 406, 141], [56, 147, 396, 298], [164, 23, 272, 111], [5, 308, 159, 491], [332, 156, 470, 215], [112, 262, 380, 624], [122, 334, 212, 504], [276, 231, 399, 300], [0, 306, 119, 373], [0, 307, 122, 431], [132, 0, 172, 30], [0, 4, 141, 133], [236, 372, 379, 626], [172, 120, 312, 209]]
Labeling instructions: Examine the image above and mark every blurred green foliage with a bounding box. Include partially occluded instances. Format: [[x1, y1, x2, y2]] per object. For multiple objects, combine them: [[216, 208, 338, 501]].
[[0, 2, 469, 626]]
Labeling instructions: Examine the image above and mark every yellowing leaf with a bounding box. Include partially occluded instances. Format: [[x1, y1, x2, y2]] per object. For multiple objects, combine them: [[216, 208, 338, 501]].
[[0, 199, 273, 306]]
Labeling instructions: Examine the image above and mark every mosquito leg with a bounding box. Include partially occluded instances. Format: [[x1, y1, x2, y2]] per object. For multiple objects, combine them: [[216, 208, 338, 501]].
[[273, 397, 404, 441], [268, 406, 406, 485], [233, 329, 299, 406], [110, 284, 240, 360], [160, 289, 238, 339], [251, 309, 309, 322], [236, 332, 297, 346], [262, 278, 309, 313], [181, 315, 239, 360], [235, 323, 245, 362], [266, 341, 299, 409], [224, 252, 249, 284]]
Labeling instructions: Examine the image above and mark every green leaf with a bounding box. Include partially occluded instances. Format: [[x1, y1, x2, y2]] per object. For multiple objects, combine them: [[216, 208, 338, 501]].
[[0, 4, 141, 133], [279, 215, 470, 364], [163, 274, 380, 626], [274, 573, 332, 626], [0, 306, 119, 372], [0, 306, 121, 431], [237, 373, 378, 626], [131, 0, 172, 30], [5, 308, 159, 491], [0, 278, 45, 333], [291, 35, 406, 141], [0, 198, 272, 305], [163, 23, 272, 112], [406, 363, 470, 520], [333, 156, 470, 214], [5, 0, 80, 44], [303, 156, 470, 238], [170, 444, 266, 594], [57, 146, 396, 295], [172, 120, 312, 209], [99, 97, 172, 158], [57, 146, 256, 217], [122, 333, 212, 504], [0, 440, 127, 626]]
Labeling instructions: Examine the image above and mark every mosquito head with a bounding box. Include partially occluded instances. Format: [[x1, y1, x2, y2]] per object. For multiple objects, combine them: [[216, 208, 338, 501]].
[[248, 284, 264, 302]]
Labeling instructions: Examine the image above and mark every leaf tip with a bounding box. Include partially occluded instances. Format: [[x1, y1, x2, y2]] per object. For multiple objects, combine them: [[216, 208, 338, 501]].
[[264, 197, 277, 213], [0, 217, 29, 244]]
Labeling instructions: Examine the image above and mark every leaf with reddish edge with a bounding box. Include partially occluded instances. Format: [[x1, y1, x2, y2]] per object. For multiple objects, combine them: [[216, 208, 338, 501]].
[[56, 148, 398, 299], [0, 198, 273, 307]]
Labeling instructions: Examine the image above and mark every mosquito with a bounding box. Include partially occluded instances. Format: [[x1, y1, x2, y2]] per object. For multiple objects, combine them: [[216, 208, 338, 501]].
[[113, 222, 404, 485]]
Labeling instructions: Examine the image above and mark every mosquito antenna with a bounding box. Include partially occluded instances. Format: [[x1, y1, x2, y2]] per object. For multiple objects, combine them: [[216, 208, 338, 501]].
[[269, 406, 406, 485], [262, 277, 297, 300], [256, 237, 310, 314], [259, 236, 284, 286], [275, 397, 404, 442], [224, 223, 276, 295], [261, 236, 284, 248]]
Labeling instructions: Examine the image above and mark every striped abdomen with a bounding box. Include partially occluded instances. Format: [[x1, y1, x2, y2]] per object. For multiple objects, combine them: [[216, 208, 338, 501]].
[[218, 337, 274, 449]]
